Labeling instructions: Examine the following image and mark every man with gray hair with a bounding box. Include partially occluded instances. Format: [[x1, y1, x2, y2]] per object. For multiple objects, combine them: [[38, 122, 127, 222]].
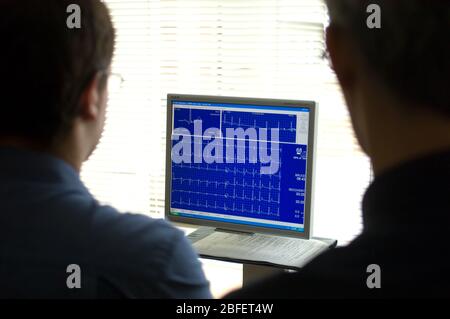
[[228, 0, 450, 298]]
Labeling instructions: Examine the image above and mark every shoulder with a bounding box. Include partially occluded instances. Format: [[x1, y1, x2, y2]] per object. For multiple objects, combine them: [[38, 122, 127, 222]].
[[90, 205, 186, 269], [89, 205, 211, 298], [227, 243, 374, 299]]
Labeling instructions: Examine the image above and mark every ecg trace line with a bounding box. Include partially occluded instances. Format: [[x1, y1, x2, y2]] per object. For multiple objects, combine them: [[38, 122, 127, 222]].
[[222, 114, 297, 133], [171, 197, 280, 216], [176, 109, 220, 126], [172, 176, 281, 192], [173, 163, 282, 178]]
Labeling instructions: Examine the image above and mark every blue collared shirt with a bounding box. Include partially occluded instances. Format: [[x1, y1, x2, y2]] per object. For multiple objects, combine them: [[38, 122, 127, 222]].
[[0, 147, 211, 298]]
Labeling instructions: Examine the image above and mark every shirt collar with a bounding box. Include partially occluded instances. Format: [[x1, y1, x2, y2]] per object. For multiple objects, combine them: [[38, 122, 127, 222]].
[[0, 147, 88, 193]]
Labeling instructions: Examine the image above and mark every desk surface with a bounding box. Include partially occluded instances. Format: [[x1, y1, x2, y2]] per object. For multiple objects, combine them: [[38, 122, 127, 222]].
[[176, 223, 337, 294], [187, 226, 337, 271]]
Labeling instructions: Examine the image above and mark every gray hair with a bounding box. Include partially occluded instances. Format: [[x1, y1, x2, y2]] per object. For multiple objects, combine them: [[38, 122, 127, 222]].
[[324, 0, 450, 116]]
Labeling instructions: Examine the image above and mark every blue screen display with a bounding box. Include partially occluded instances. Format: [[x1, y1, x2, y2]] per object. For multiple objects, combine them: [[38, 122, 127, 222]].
[[170, 101, 310, 232]]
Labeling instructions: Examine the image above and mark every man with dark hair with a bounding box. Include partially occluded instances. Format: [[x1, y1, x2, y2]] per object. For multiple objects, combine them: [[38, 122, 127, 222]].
[[0, 0, 211, 298], [228, 0, 450, 298]]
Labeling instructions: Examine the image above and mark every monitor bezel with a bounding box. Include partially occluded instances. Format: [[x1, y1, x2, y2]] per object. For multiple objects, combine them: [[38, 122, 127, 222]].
[[165, 94, 317, 239]]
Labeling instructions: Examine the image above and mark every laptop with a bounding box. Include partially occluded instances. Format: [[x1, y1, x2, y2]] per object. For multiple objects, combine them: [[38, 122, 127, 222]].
[[165, 94, 336, 270]]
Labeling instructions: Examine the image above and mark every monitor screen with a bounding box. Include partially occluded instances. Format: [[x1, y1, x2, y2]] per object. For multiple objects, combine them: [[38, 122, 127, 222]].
[[167, 95, 315, 236]]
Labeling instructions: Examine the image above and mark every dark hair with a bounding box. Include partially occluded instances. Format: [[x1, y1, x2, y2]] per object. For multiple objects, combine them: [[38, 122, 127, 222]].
[[325, 0, 450, 116], [0, 0, 115, 143]]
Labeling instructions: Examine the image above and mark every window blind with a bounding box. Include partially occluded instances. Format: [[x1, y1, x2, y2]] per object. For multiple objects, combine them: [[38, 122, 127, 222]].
[[81, 0, 372, 246]]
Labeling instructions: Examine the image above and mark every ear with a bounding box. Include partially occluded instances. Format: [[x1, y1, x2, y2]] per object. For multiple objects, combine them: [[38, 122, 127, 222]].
[[326, 25, 357, 92], [78, 73, 102, 121]]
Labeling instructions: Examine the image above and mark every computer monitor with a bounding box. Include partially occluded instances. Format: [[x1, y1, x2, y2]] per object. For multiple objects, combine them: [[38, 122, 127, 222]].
[[165, 94, 317, 239]]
